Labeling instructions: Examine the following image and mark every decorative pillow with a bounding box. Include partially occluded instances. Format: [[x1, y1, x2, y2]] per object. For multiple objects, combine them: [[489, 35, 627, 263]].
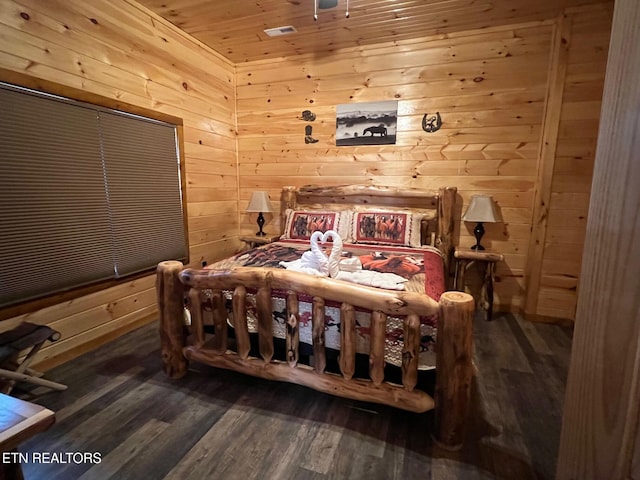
[[282, 209, 351, 241], [351, 209, 429, 247]]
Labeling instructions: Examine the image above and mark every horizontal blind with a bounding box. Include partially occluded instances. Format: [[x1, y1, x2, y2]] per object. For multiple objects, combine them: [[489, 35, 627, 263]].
[[0, 87, 115, 307], [99, 112, 186, 277], [0, 83, 187, 308]]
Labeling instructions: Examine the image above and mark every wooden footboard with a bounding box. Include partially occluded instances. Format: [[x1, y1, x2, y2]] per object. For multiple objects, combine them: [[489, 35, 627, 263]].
[[157, 260, 474, 448]]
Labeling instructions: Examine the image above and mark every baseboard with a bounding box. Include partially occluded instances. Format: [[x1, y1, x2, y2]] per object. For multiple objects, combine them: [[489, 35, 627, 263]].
[[523, 312, 575, 325], [490, 305, 573, 326]]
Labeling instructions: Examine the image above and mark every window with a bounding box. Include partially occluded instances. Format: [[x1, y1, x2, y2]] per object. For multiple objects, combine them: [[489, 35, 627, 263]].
[[0, 82, 187, 309]]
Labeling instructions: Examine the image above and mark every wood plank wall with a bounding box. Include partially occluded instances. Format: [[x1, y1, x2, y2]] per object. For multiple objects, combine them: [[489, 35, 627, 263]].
[[236, 3, 613, 318], [0, 0, 238, 367], [532, 4, 613, 319]]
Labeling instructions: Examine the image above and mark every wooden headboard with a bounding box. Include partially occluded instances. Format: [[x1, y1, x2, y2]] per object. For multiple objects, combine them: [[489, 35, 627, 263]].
[[279, 184, 458, 277]]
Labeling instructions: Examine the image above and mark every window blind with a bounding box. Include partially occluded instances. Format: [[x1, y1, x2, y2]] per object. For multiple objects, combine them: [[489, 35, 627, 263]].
[[0, 83, 187, 308]]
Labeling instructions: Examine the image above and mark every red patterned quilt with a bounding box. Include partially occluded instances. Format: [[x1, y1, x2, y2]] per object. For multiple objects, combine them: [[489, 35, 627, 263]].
[[206, 240, 445, 370]]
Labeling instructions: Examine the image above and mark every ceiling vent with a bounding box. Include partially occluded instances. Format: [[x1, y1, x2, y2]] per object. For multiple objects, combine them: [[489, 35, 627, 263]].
[[264, 26, 298, 37]]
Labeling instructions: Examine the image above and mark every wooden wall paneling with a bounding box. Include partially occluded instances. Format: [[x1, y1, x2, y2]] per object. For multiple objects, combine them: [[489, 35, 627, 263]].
[[182, 123, 236, 152], [0, 5, 234, 119], [33, 303, 159, 368], [534, 3, 613, 320], [39, 288, 158, 347], [556, 0, 640, 476], [523, 13, 571, 317], [0, 0, 238, 367], [0, 1, 236, 125], [1, 276, 155, 332]]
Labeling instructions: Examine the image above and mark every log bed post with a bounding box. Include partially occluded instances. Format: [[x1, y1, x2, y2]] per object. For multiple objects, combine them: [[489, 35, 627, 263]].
[[437, 186, 458, 287], [280, 186, 297, 236], [157, 261, 188, 379], [434, 290, 475, 450]]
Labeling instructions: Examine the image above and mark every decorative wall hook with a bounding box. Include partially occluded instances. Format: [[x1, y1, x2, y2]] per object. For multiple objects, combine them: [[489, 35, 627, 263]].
[[422, 112, 442, 133], [301, 110, 316, 122]]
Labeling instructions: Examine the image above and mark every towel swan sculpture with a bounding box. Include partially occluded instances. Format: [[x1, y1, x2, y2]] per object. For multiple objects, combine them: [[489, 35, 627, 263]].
[[279, 230, 330, 276], [280, 230, 408, 290]]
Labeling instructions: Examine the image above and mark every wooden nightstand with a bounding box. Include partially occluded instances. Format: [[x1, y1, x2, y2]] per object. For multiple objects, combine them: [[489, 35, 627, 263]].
[[240, 233, 281, 249], [454, 247, 504, 320]]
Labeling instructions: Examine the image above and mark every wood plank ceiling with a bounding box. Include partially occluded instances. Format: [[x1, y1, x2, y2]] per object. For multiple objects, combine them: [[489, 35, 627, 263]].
[[137, 0, 610, 63]]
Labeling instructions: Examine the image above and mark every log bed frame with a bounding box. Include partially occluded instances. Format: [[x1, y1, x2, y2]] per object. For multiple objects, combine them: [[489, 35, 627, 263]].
[[157, 185, 475, 449]]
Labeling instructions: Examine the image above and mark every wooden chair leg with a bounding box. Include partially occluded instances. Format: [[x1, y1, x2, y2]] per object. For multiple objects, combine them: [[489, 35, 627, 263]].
[[0, 369, 67, 391], [0, 338, 67, 394], [14, 341, 44, 374], [25, 368, 44, 378]]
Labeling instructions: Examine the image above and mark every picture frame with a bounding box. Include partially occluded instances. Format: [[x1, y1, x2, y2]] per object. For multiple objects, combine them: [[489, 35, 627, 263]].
[[335, 100, 398, 146]]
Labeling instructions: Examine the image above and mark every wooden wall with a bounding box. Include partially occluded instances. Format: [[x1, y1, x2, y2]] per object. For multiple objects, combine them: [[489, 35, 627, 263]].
[[236, 8, 610, 316], [0, 0, 238, 366], [527, 4, 613, 319]]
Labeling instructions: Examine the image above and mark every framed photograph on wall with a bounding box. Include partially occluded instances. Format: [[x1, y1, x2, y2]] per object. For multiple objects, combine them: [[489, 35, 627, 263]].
[[336, 100, 398, 146]]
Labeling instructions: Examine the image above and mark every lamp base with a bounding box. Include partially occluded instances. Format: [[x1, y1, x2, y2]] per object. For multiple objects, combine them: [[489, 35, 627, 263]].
[[471, 222, 486, 250], [256, 212, 266, 236]]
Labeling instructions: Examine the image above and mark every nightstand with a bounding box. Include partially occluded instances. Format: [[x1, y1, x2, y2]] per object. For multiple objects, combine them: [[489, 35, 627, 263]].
[[453, 247, 504, 320], [240, 233, 281, 249]]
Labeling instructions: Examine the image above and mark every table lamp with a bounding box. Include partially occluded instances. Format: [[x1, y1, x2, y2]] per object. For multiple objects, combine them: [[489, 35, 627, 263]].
[[246, 191, 273, 236], [462, 195, 500, 250]]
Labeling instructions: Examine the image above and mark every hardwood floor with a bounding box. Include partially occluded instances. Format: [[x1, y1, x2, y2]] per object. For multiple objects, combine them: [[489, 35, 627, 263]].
[[15, 312, 572, 479]]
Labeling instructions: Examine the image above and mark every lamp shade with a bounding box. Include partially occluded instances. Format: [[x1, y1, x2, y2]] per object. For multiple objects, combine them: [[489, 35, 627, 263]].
[[246, 191, 273, 213], [462, 195, 500, 223]]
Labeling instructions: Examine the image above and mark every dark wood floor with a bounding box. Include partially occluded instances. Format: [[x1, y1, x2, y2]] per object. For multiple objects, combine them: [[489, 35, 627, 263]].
[[16, 312, 572, 480]]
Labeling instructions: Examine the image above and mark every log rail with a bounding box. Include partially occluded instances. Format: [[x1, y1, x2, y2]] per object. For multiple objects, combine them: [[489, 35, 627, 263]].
[[157, 261, 474, 449]]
